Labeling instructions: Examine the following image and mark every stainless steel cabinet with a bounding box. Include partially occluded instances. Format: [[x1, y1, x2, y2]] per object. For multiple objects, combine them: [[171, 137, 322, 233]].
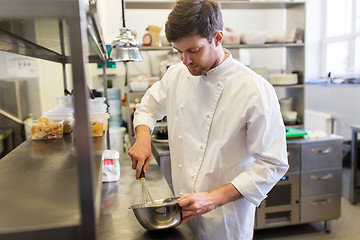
[[256, 136, 343, 231]]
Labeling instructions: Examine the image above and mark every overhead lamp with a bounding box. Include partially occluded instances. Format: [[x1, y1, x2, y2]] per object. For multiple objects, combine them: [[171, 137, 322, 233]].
[[109, 0, 143, 62]]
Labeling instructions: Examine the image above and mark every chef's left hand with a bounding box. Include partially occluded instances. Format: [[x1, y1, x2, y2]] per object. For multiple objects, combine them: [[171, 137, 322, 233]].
[[178, 192, 218, 224], [177, 183, 243, 224]]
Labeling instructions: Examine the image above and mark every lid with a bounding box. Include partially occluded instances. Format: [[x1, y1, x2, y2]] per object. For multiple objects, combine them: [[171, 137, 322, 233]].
[[90, 113, 110, 121], [89, 103, 107, 114], [43, 108, 74, 120], [89, 97, 106, 106]]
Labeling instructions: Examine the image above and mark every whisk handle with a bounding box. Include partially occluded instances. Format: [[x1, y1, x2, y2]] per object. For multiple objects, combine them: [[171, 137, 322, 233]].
[[140, 166, 145, 180]]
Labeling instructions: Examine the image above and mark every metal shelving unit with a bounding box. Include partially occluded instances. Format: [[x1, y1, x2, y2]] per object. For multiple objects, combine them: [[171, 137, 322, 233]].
[[128, 0, 306, 126], [125, 0, 305, 10], [0, 0, 108, 239]]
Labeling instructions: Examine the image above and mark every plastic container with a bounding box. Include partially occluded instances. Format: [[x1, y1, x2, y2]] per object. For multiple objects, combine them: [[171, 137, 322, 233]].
[[102, 149, 120, 182], [43, 108, 74, 134], [109, 127, 126, 153], [29, 118, 64, 140], [90, 113, 110, 137], [89, 97, 106, 106], [89, 103, 107, 115], [129, 81, 149, 92], [109, 114, 122, 129], [283, 111, 298, 125], [56, 96, 73, 109]]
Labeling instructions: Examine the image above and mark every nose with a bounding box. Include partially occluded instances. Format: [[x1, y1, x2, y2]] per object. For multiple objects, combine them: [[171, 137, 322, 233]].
[[181, 52, 192, 65]]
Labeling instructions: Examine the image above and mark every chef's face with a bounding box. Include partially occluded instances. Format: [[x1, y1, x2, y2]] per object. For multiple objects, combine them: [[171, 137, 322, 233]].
[[173, 34, 219, 76]]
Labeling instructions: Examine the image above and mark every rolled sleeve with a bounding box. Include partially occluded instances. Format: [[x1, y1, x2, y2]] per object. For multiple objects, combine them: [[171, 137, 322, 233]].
[[231, 172, 267, 207]]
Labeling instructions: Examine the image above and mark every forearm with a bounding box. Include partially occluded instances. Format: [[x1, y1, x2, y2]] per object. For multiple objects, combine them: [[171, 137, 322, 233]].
[[128, 125, 152, 179], [210, 183, 243, 208], [179, 183, 244, 223], [135, 125, 152, 142]]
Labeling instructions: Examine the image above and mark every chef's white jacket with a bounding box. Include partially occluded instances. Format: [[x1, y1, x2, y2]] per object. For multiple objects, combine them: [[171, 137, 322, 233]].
[[133, 54, 289, 240]]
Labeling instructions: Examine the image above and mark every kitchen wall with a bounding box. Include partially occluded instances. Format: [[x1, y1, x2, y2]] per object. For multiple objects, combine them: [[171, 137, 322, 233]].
[[305, 84, 360, 140]]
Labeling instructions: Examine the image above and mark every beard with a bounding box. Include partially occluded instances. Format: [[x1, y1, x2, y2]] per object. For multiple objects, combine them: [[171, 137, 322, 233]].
[[185, 54, 217, 76]]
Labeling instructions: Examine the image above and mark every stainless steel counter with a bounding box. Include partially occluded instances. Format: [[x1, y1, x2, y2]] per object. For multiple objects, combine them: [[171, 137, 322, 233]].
[[0, 134, 104, 240], [98, 153, 194, 240]]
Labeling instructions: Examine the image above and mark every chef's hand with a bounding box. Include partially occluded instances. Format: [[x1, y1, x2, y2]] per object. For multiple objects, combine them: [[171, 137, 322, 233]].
[[128, 125, 152, 179], [178, 183, 243, 224]]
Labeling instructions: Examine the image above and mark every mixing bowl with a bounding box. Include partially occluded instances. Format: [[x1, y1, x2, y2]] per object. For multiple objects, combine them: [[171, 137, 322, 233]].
[[129, 197, 182, 230]]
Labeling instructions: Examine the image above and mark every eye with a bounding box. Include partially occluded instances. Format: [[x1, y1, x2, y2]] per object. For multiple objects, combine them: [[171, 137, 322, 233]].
[[190, 48, 200, 53]]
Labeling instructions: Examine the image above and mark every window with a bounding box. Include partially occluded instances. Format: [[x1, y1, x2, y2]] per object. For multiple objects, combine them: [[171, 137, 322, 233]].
[[323, 0, 360, 75]]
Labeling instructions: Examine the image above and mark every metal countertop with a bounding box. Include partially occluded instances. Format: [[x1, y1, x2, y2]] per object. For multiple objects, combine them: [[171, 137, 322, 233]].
[[98, 152, 194, 240], [0, 134, 104, 239]]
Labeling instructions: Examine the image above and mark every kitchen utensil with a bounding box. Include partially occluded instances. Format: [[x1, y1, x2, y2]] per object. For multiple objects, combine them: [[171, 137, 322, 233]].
[[129, 197, 182, 230], [140, 167, 154, 206]]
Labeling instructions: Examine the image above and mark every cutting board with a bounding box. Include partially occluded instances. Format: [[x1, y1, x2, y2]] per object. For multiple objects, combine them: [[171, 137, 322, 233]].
[[286, 127, 307, 139]]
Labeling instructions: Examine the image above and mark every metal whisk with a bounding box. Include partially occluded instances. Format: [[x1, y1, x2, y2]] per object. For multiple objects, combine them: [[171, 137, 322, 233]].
[[139, 167, 154, 206]]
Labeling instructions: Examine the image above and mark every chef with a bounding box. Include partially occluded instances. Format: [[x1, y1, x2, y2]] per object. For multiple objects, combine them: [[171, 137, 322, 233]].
[[128, 0, 289, 239]]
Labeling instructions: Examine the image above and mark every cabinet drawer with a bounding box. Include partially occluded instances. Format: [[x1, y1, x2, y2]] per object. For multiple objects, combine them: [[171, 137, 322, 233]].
[[301, 168, 342, 196], [287, 144, 300, 172], [300, 194, 341, 223], [301, 142, 342, 170]]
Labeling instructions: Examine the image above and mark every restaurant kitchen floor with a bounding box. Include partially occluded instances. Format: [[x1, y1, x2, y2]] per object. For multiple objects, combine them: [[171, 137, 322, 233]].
[[254, 168, 360, 240]]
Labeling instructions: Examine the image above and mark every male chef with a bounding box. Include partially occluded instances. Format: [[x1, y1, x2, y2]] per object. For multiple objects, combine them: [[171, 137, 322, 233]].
[[128, 0, 289, 239]]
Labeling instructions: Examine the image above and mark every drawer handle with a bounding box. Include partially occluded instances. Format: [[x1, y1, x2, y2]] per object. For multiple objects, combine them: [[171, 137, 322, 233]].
[[311, 199, 330, 206], [310, 173, 333, 180], [311, 147, 333, 154]]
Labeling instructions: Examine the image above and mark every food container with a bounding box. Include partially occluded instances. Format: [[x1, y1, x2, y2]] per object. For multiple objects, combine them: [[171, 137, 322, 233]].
[[223, 32, 241, 45], [129, 81, 149, 92], [29, 119, 64, 140], [90, 113, 110, 137], [89, 97, 106, 106], [56, 96, 73, 109], [129, 197, 182, 230], [283, 111, 298, 125], [43, 108, 74, 134], [89, 103, 107, 114], [241, 31, 267, 44]]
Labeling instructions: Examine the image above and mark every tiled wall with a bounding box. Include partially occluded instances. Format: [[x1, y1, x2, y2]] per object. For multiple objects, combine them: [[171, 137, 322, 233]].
[[305, 84, 360, 140]]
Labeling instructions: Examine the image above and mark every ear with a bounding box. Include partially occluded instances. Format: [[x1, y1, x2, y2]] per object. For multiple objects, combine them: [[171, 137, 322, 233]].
[[214, 30, 224, 47]]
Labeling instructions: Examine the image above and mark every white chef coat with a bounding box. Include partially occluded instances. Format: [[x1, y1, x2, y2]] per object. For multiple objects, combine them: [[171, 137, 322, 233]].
[[133, 54, 289, 240]]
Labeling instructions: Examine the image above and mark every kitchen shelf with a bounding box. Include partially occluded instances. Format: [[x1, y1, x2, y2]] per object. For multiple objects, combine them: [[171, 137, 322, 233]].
[[133, 0, 306, 126], [273, 84, 305, 88], [0, 1, 108, 240], [125, 0, 306, 10], [140, 43, 304, 51], [0, 8, 106, 63]]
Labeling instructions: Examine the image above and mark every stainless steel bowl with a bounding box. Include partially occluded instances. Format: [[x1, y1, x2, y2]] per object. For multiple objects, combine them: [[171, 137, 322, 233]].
[[129, 197, 182, 230]]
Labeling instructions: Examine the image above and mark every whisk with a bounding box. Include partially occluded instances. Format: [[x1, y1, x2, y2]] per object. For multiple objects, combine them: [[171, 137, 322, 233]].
[[139, 166, 154, 206]]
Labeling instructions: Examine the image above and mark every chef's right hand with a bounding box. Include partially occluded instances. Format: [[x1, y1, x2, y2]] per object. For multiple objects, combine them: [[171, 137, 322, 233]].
[[128, 125, 152, 180]]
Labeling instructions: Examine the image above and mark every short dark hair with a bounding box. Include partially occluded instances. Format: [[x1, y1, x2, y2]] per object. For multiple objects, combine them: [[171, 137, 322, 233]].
[[165, 0, 223, 43]]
